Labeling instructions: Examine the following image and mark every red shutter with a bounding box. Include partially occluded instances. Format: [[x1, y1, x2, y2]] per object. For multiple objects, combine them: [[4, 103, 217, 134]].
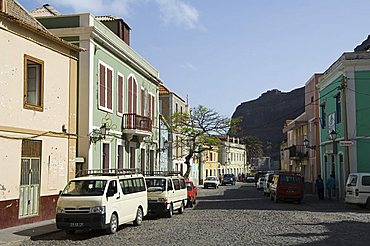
[[118, 75, 123, 114], [141, 89, 145, 116], [99, 64, 105, 107], [151, 95, 155, 122], [133, 79, 137, 114], [128, 77, 132, 113], [148, 94, 151, 119], [107, 68, 112, 110]]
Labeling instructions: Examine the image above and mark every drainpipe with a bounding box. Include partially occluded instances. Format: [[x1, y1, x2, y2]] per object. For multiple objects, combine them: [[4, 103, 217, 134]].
[[342, 75, 350, 177]]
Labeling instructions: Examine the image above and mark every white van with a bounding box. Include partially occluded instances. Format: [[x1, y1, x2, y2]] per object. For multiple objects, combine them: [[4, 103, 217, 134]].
[[345, 172, 370, 208], [145, 172, 188, 218], [56, 169, 147, 234]]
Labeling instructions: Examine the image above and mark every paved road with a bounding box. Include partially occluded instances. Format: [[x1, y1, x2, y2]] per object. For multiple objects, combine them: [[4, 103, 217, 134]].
[[20, 183, 370, 245]]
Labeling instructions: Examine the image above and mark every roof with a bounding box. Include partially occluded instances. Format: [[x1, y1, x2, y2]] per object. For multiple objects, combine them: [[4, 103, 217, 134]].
[[0, 0, 82, 52], [159, 84, 186, 103], [30, 4, 61, 17]]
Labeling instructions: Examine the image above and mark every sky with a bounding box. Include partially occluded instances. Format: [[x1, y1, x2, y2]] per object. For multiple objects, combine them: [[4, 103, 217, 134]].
[[17, 0, 370, 117]]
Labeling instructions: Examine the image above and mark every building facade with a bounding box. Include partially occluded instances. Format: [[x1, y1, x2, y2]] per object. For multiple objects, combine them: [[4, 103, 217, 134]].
[[0, 0, 80, 228], [35, 13, 162, 174], [219, 136, 246, 177], [318, 52, 370, 200]]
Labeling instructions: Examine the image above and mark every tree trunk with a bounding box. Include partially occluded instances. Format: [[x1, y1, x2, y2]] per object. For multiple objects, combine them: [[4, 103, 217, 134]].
[[183, 150, 194, 179]]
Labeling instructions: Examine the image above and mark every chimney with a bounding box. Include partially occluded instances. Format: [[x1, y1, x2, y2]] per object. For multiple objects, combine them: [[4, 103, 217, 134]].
[[98, 16, 131, 46], [0, 0, 8, 13], [118, 20, 131, 46]]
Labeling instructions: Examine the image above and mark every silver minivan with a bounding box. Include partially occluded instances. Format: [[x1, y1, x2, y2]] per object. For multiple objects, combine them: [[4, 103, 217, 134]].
[[345, 173, 370, 208]]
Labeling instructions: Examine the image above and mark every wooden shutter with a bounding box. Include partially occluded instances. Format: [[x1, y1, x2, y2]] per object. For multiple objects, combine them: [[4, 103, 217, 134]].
[[128, 77, 132, 113], [133, 78, 137, 114], [151, 95, 155, 121], [99, 64, 105, 107], [118, 75, 123, 114], [141, 88, 145, 116], [107, 68, 112, 110], [147, 94, 151, 119]]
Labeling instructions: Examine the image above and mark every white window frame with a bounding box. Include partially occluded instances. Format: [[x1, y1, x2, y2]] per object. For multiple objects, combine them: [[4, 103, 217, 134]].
[[117, 72, 125, 117]]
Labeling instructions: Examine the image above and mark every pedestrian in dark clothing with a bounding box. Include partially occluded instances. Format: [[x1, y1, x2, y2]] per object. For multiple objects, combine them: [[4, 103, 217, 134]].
[[316, 175, 324, 200], [327, 174, 335, 200]]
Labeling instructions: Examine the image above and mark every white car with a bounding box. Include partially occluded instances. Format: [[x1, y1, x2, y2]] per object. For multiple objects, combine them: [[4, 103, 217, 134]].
[[256, 177, 265, 190], [203, 176, 219, 189]]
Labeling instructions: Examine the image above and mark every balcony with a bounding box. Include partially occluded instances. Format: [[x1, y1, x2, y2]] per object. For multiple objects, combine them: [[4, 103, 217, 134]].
[[288, 145, 308, 160], [122, 114, 152, 141]]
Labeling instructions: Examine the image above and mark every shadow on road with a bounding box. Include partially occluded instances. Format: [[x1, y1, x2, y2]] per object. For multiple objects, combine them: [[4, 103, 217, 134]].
[[276, 221, 370, 246], [195, 183, 370, 214]]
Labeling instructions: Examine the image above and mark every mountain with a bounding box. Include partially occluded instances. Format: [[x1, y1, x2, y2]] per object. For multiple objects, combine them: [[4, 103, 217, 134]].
[[231, 87, 305, 161]]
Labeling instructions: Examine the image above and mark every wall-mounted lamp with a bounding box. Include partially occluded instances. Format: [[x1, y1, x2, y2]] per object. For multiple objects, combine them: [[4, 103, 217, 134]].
[[329, 130, 337, 141], [303, 138, 316, 149], [90, 123, 110, 144]]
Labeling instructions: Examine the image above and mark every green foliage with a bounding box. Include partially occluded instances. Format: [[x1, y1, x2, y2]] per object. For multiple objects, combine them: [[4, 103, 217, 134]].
[[241, 135, 263, 162]]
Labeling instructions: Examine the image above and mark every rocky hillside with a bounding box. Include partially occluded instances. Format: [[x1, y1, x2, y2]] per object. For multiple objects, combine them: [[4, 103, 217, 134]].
[[231, 87, 305, 161]]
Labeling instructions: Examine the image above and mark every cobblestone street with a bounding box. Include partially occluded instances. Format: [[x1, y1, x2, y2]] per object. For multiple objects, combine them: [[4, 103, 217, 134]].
[[20, 183, 370, 246]]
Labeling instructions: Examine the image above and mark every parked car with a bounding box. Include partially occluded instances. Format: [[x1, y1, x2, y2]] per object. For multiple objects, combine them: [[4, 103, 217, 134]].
[[246, 175, 255, 183], [203, 176, 219, 189], [145, 174, 188, 218], [270, 172, 304, 204], [56, 169, 147, 234], [345, 173, 370, 208], [263, 172, 275, 196], [222, 174, 236, 186], [256, 177, 265, 190], [186, 180, 198, 207]]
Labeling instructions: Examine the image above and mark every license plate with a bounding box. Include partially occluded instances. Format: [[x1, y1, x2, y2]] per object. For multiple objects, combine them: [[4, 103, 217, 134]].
[[70, 222, 84, 227]]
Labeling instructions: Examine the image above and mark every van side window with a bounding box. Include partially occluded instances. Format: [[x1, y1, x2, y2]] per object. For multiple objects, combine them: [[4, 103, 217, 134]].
[[108, 180, 118, 194], [133, 178, 144, 192], [167, 179, 173, 191], [173, 179, 180, 190], [121, 179, 134, 194], [362, 176, 370, 186], [179, 179, 186, 189]]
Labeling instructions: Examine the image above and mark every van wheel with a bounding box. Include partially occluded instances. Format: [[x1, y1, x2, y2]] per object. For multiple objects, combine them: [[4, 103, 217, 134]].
[[178, 202, 185, 214], [366, 198, 370, 209], [165, 204, 173, 218], [106, 213, 118, 234], [65, 229, 75, 234], [133, 207, 143, 226], [274, 195, 278, 203]]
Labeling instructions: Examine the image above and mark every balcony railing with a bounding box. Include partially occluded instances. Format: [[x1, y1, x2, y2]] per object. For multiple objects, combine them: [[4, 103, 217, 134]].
[[122, 114, 152, 132], [288, 145, 308, 160]]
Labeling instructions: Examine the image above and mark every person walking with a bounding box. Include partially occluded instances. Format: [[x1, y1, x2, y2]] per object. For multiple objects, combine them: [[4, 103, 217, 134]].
[[315, 175, 324, 200], [327, 174, 335, 200]]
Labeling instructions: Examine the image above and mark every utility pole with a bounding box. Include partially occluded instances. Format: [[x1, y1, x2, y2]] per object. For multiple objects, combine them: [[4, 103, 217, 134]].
[[342, 75, 350, 177]]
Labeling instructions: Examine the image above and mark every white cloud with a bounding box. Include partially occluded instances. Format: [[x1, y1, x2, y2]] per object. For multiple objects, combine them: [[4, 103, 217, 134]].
[[156, 0, 200, 29], [181, 62, 196, 70], [34, 0, 201, 29]]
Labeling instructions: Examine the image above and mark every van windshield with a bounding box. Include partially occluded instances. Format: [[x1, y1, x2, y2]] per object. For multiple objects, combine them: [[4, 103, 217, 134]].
[[146, 178, 166, 192], [61, 180, 107, 196], [346, 175, 357, 186], [280, 175, 302, 184]]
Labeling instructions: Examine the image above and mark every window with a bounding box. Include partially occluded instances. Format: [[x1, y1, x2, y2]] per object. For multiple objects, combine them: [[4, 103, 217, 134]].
[[99, 63, 113, 111], [24, 55, 44, 111], [173, 179, 180, 190], [128, 75, 137, 114], [117, 144, 123, 169], [179, 179, 186, 189], [167, 179, 173, 191], [335, 93, 341, 123], [141, 88, 145, 116], [117, 74, 124, 115], [362, 176, 370, 186], [320, 102, 326, 128]]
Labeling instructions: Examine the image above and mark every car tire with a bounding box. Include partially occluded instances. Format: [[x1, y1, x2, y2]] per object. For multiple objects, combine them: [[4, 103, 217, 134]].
[[178, 201, 185, 214], [189, 199, 194, 208], [274, 194, 278, 203], [65, 229, 76, 234], [106, 213, 118, 234], [133, 207, 143, 226], [165, 204, 173, 218], [270, 193, 274, 201]]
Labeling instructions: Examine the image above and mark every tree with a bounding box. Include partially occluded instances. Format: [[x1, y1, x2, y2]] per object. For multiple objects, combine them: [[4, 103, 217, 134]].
[[170, 105, 234, 179], [241, 135, 263, 163]]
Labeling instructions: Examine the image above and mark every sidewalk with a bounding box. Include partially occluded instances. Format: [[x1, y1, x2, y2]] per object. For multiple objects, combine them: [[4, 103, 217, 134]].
[[0, 219, 59, 246]]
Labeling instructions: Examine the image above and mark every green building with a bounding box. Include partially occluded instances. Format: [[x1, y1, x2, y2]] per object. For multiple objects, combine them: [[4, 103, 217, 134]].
[[318, 51, 370, 200], [34, 10, 162, 175]]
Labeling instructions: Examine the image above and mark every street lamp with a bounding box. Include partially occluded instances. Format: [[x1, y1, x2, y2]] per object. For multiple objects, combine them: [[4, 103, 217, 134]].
[[329, 130, 337, 140], [303, 138, 316, 149]]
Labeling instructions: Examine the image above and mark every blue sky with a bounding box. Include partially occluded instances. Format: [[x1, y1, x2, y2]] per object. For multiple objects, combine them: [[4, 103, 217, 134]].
[[18, 0, 370, 117]]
